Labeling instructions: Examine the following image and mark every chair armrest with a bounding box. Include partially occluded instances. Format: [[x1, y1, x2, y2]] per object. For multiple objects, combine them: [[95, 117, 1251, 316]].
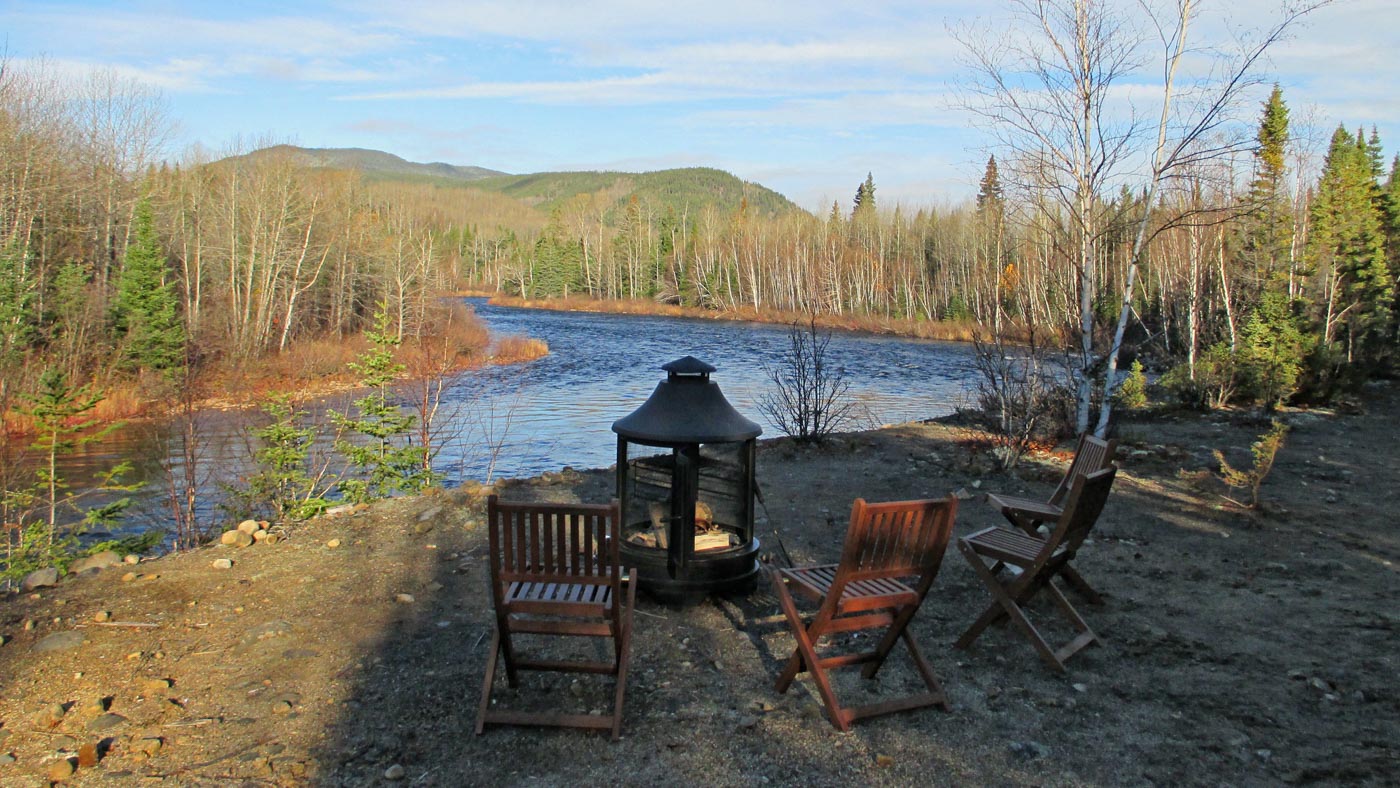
[[986, 493, 1062, 522]]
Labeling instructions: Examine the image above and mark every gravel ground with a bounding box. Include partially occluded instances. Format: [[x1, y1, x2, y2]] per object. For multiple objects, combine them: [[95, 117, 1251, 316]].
[[0, 383, 1396, 786]]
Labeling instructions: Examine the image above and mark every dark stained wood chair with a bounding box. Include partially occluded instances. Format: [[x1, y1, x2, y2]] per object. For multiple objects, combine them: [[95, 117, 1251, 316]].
[[476, 496, 636, 740], [956, 466, 1117, 672], [985, 433, 1117, 603], [771, 496, 959, 732]]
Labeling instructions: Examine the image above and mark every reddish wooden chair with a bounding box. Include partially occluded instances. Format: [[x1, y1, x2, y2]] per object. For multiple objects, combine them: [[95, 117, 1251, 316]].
[[956, 466, 1117, 672], [985, 433, 1117, 603], [771, 496, 958, 731], [476, 496, 636, 740]]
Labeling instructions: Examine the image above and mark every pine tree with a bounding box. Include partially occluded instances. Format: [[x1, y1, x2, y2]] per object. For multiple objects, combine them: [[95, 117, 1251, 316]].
[[1241, 86, 1294, 290], [852, 172, 876, 217], [976, 155, 1004, 214], [111, 197, 186, 375]]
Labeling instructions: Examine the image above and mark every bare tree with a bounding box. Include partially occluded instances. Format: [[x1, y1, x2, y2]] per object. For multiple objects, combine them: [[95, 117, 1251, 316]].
[[758, 318, 864, 443]]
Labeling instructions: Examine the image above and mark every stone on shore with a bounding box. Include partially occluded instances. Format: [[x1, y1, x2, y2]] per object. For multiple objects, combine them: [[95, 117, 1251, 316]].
[[20, 567, 58, 591], [220, 530, 254, 548], [32, 631, 87, 653], [69, 551, 121, 574]]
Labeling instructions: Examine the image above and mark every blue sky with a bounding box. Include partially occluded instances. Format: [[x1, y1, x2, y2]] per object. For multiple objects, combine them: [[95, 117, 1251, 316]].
[[5, 0, 1398, 210]]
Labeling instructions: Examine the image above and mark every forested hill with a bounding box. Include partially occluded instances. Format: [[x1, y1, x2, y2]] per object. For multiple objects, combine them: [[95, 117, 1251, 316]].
[[232, 146, 800, 220], [470, 168, 800, 218], [239, 145, 508, 182]]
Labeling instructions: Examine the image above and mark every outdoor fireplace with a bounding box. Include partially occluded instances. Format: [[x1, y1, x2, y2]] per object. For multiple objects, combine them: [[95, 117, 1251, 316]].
[[613, 357, 762, 604]]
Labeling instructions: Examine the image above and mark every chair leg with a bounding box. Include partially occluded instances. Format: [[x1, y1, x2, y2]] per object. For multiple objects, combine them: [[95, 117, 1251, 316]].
[[900, 628, 950, 710], [1058, 565, 1104, 604], [610, 576, 637, 741], [954, 541, 1011, 650], [475, 628, 502, 735], [956, 541, 1068, 672], [772, 569, 849, 731], [861, 602, 919, 680]]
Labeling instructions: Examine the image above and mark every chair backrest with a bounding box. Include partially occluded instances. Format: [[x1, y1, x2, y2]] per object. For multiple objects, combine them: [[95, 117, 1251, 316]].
[[835, 496, 959, 592], [1041, 466, 1116, 564], [1049, 433, 1118, 507], [486, 496, 622, 613]]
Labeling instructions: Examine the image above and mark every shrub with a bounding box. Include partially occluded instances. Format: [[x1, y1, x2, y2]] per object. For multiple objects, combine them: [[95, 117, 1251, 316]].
[[969, 327, 1074, 469], [1214, 420, 1288, 509], [759, 318, 864, 443], [1114, 359, 1148, 410]]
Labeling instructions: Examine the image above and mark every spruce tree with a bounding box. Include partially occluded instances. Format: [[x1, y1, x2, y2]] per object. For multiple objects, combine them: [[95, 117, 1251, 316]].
[[976, 155, 1004, 213], [1242, 86, 1294, 289], [1308, 125, 1393, 362], [111, 197, 185, 376]]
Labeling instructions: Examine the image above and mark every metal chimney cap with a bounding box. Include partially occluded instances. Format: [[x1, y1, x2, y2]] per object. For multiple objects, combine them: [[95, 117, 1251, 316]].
[[612, 357, 762, 445], [662, 356, 716, 377]]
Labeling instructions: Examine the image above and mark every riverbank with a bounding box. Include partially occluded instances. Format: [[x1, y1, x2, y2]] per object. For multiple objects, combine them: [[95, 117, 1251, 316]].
[[485, 293, 998, 343], [0, 385, 1395, 785]]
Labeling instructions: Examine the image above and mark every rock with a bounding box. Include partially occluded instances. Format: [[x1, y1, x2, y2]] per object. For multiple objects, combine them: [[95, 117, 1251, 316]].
[[262, 533, 279, 545], [237, 519, 261, 535], [86, 713, 126, 732], [211, 558, 234, 570], [245, 620, 293, 642], [143, 678, 173, 692], [120, 572, 137, 582], [124, 554, 140, 565], [35, 702, 68, 728], [1071, 683, 1087, 693], [70, 551, 122, 574], [324, 503, 356, 518], [20, 567, 58, 591], [136, 738, 162, 757], [252, 529, 269, 542], [1308, 677, 1332, 693], [220, 530, 254, 548], [1010, 741, 1049, 760], [417, 506, 442, 523], [48, 757, 76, 781], [81, 697, 108, 716], [32, 631, 87, 653], [412, 521, 434, 535], [0, 752, 14, 765], [384, 764, 406, 780], [326, 539, 342, 549], [395, 593, 415, 604], [875, 754, 895, 768], [93, 611, 111, 623], [77, 742, 98, 767], [271, 700, 293, 714]]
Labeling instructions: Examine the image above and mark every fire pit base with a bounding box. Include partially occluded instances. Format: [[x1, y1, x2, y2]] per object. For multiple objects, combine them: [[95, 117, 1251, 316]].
[[621, 538, 761, 604]]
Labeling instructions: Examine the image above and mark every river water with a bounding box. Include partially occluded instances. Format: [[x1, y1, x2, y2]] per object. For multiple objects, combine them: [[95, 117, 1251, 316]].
[[41, 298, 981, 539]]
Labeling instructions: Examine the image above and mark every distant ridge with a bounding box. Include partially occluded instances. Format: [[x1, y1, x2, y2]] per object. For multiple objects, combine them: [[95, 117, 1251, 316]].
[[238, 145, 507, 182], [229, 145, 801, 220]]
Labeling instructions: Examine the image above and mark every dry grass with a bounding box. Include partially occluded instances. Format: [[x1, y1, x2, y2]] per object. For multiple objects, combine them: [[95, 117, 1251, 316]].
[[488, 294, 1002, 343], [493, 335, 549, 363]]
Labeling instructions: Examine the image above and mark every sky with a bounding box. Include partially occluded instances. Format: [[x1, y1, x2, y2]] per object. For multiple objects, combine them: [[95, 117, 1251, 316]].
[[4, 0, 1398, 211]]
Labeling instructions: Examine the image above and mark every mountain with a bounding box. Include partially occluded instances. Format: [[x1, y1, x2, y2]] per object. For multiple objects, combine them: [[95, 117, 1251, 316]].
[[239, 145, 506, 182], [230, 146, 801, 220]]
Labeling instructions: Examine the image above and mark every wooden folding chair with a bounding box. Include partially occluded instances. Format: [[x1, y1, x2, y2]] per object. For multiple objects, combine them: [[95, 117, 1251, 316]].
[[985, 433, 1116, 603], [476, 496, 636, 740], [956, 466, 1117, 672], [771, 496, 958, 732]]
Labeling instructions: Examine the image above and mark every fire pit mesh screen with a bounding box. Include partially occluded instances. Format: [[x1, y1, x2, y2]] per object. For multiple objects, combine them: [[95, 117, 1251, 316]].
[[622, 445, 746, 551]]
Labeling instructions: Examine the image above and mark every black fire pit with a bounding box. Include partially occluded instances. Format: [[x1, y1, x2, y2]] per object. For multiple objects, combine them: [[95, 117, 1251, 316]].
[[612, 357, 762, 604]]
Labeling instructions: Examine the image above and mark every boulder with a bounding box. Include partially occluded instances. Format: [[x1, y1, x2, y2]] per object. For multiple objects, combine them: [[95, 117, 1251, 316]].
[[68, 551, 121, 574], [220, 530, 254, 548], [236, 519, 260, 535], [20, 567, 58, 591]]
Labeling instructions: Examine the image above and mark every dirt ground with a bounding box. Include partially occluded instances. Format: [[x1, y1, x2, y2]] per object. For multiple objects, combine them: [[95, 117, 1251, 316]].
[[0, 383, 1396, 787]]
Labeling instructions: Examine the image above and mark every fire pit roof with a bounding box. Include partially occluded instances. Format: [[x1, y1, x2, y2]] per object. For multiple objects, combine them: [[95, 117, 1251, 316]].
[[612, 356, 762, 445]]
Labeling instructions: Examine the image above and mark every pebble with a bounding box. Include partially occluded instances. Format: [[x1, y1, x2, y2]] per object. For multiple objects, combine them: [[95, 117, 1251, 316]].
[[121, 572, 137, 582], [0, 753, 14, 765], [32, 631, 87, 653], [211, 558, 234, 570], [384, 764, 406, 780], [86, 713, 127, 732], [23, 619, 35, 631], [77, 742, 98, 767], [271, 700, 294, 714], [35, 702, 67, 728], [1010, 741, 1050, 760], [143, 678, 173, 692], [124, 554, 140, 564], [417, 506, 442, 523], [136, 738, 163, 757], [395, 593, 415, 604], [48, 758, 76, 781], [1308, 677, 1331, 693], [326, 539, 342, 549], [93, 610, 112, 623], [1072, 683, 1087, 693], [875, 754, 895, 768]]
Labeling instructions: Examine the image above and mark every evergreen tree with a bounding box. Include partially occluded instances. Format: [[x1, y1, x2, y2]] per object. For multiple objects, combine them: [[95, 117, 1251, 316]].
[[111, 197, 186, 375], [1308, 125, 1393, 362], [852, 172, 876, 217], [976, 155, 1004, 214], [1241, 85, 1294, 289], [330, 306, 436, 503]]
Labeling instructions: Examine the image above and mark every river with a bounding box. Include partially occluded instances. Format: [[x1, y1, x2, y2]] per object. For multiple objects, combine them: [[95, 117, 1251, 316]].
[[37, 298, 982, 540]]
